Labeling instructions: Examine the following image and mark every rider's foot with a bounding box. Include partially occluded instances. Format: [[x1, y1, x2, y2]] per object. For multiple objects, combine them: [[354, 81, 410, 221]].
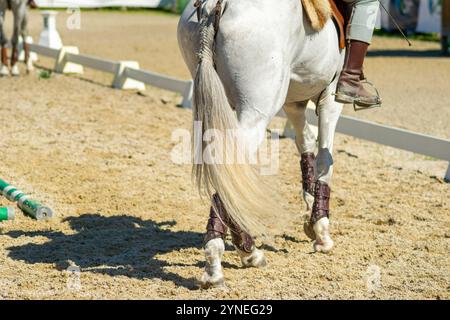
[[335, 40, 381, 107]]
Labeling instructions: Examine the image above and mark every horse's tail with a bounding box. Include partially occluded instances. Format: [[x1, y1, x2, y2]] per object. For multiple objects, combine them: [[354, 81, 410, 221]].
[[193, 10, 284, 238]]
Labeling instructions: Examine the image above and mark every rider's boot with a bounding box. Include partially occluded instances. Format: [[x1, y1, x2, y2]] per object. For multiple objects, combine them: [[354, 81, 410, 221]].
[[335, 40, 381, 108]]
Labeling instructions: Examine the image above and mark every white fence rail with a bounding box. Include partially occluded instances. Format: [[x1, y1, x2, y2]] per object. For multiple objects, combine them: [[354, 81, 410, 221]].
[[35, 1, 165, 8], [29, 43, 450, 181], [286, 109, 450, 179], [29, 43, 59, 59], [123, 68, 193, 106], [29, 43, 193, 108], [65, 52, 118, 73]]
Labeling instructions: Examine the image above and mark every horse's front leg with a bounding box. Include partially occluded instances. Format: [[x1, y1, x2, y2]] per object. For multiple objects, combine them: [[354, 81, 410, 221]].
[[0, 45, 7, 76], [284, 101, 317, 210], [0, 6, 8, 76], [307, 86, 343, 253], [10, 18, 20, 76]]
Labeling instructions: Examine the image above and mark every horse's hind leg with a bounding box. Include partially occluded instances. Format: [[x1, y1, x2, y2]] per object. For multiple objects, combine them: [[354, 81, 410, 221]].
[[201, 194, 227, 289], [227, 214, 266, 269], [201, 194, 266, 289], [309, 86, 343, 253], [0, 3, 9, 76], [284, 101, 317, 210]]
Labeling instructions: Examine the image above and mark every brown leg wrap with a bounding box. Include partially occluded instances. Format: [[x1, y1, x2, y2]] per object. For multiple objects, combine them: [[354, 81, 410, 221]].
[[10, 46, 18, 66], [300, 152, 315, 195], [311, 180, 331, 225], [204, 193, 254, 253], [204, 193, 228, 245], [23, 42, 30, 64], [1, 47, 7, 66], [228, 219, 254, 253]]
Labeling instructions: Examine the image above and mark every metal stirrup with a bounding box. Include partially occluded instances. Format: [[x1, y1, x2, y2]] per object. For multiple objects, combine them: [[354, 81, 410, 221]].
[[353, 79, 382, 111]]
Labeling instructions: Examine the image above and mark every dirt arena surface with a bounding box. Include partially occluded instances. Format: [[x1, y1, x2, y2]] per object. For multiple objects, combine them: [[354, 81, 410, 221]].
[[0, 10, 448, 299]]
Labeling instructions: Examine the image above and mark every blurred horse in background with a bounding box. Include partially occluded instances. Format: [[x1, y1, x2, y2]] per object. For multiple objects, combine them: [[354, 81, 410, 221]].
[[0, 0, 35, 76]]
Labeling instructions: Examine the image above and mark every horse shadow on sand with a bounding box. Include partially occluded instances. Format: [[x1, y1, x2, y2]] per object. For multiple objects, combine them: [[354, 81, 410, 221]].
[[5, 214, 207, 290]]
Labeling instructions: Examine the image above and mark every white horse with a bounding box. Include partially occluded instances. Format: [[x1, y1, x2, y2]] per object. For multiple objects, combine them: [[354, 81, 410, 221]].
[[178, 0, 344, 288], [0, 0, 34, 76]]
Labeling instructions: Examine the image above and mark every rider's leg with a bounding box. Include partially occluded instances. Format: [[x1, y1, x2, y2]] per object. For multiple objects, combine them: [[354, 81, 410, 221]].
[[335, 0, 381, 107]]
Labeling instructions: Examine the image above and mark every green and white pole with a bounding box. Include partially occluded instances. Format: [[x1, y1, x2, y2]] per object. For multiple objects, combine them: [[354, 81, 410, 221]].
[[0, 207, 14, 221], [0, 179, 53, 220]]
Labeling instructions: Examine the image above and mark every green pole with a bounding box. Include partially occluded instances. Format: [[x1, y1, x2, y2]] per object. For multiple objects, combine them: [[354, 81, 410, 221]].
[[0, 178, 53, 220], [0, 207, 14, 221]]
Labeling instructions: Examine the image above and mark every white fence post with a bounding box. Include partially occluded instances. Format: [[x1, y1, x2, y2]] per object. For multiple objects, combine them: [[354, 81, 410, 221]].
[[54, 46, 84, 74], [113, 62, 146, 91]]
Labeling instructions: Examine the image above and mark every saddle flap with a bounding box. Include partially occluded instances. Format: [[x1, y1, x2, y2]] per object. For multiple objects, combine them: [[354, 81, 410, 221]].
[[329, 0, 346, 50], [301, 0, 332, 31], [301, 0, 346, 50]]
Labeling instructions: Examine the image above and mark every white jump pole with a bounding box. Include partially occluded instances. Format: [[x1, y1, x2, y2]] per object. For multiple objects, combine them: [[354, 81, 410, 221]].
[[38, 10, 63, 49]]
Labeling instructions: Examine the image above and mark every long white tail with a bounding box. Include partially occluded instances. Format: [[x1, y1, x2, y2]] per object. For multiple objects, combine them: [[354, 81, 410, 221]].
[[193, 12, 286, 238]]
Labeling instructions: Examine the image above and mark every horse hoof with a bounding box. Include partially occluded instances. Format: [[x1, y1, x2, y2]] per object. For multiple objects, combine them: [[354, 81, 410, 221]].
[[303, 191, 314, 211], [237, 247, 267, 268], [200, 273, 225, 289], [313, 238, 334, 253], [312, 217, 334, 253], [11, 65, 20, 76], [201, 238, 225, 289], [303, 217, 316, 240], [0, 65, 9, 76]]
